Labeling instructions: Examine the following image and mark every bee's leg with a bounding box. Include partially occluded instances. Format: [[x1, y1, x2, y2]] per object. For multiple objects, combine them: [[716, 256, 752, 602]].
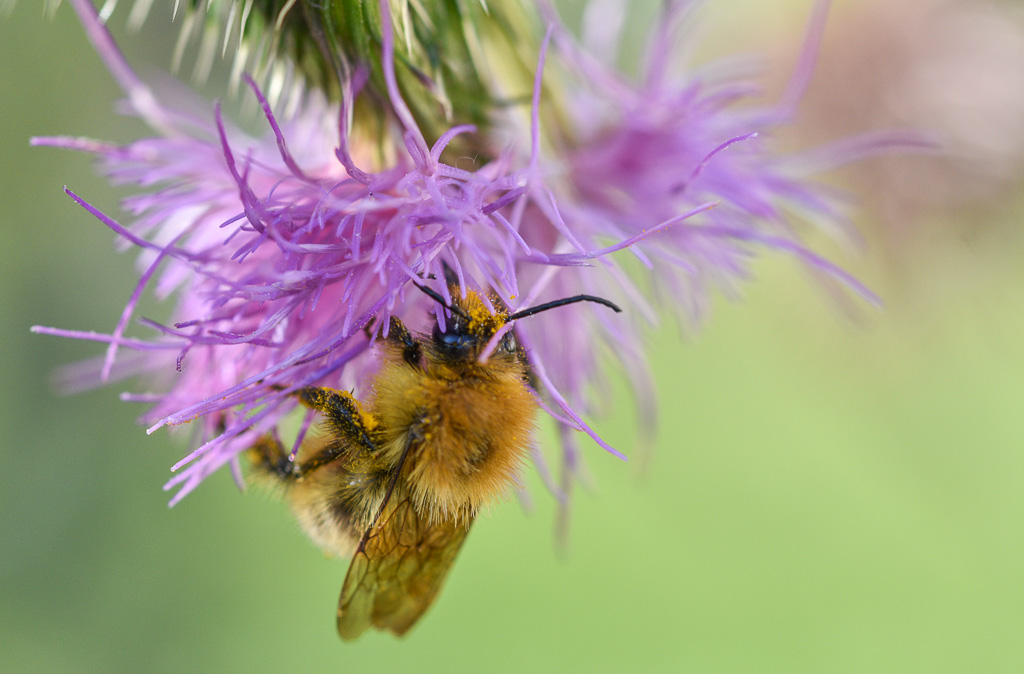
[[512, 329, 540, 391], [364, 314, 420, 367], [383, 315, 421, 368], [248, 432, 300, 482], [249, 428, 354, 483], [290, 387, 379, 475], [356, 430, 416, 553], [249, 387, 379, 480]]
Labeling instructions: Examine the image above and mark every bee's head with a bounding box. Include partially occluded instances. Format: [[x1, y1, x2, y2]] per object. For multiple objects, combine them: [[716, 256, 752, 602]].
[[416, 280, 622, 363], [430, 289, 517, 360]]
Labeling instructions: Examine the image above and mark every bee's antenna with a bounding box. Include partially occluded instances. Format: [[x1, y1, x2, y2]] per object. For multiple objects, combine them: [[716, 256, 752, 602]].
[[508, 295, 622, 321], [413, 282, 471, 320]]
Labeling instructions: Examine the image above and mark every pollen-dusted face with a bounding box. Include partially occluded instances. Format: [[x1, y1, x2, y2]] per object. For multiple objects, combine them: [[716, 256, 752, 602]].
[[430, 290, 518, 361]]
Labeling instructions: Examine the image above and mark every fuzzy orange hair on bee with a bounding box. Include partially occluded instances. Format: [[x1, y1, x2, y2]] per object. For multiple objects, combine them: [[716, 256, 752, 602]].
[[249, 279, 620, 640]]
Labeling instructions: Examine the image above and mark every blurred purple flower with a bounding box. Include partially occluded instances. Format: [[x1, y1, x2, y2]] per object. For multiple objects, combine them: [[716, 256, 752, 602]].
[[34, 0, 894, 512]]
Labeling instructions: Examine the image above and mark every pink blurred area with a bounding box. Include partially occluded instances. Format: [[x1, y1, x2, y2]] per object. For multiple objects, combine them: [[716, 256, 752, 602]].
[[794, 0, 1024, 232]]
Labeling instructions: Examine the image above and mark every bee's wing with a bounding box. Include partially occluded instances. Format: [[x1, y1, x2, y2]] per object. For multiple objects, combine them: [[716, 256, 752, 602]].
[[336, 494, 472, 640]]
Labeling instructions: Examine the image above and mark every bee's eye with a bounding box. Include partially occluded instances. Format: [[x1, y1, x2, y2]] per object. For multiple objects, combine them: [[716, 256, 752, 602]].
[[437, 332, 462, 347], [500, 331, 517, 353], [432, 322, 473, 351]]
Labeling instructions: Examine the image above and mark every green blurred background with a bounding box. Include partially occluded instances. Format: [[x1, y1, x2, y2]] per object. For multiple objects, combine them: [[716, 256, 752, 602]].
[[3, 1, 1023, 671]]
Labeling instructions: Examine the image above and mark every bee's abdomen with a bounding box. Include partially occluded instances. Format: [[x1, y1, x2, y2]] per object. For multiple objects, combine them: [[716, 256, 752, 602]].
[[290, 460, 390, 557]]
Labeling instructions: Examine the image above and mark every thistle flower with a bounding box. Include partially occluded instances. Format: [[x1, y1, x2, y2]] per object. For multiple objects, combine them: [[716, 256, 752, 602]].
[[34, 0, 897, 517]]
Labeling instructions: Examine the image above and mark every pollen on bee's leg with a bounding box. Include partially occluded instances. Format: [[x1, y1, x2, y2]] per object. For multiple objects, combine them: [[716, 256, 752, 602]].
[[296, 387, 379, 454]]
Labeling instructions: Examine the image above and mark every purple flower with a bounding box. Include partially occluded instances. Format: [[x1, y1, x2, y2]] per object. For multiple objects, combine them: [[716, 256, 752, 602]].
[[35, 0, 895, 515]]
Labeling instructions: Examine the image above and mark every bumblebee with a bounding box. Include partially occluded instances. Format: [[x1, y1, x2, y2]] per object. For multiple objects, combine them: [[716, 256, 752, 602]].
[[251, 281, 619, 639]]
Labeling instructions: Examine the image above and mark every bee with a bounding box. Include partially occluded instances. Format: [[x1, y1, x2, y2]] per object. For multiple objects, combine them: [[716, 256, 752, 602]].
[[250, 278, 620, 640]]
